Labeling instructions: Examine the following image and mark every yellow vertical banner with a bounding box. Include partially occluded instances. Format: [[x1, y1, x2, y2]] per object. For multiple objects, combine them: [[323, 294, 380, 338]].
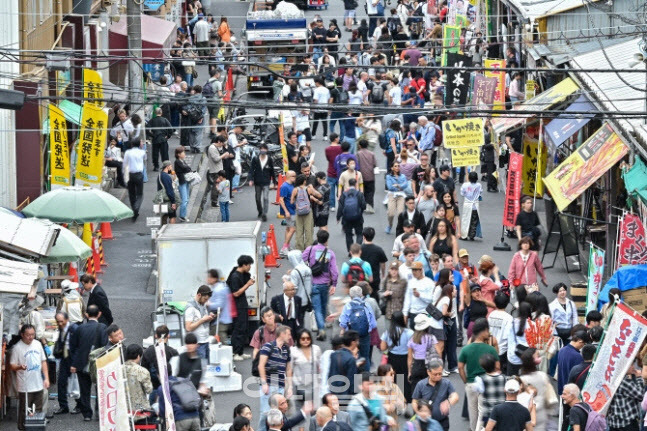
[[75, 103, 108, 188], [49, 104, 70, 189], [484, 59, 506, 112], [521, 135, 547, 197], [83, 69, 104, 107]]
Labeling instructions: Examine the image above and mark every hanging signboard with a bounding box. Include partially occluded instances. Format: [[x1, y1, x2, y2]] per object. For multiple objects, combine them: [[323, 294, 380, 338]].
[[483, 59, 506, 112], [503, 152, 523, 228], [472, 75, 497, 110], [616, 212, 647, 268], [445, 53, 472, 107], [521, 135, 547, 197], [96, 346, 131, 431], [582, 302, 647, 414], [543, 123, 628, 211], [451, 147, 481, 167], [442, 118, 484, 148], [83, 68, 104, 107], [49, 104, 71, 189]]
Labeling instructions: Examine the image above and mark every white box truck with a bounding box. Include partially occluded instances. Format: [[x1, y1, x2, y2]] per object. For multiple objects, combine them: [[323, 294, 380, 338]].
[[155, 221, 268, 340]]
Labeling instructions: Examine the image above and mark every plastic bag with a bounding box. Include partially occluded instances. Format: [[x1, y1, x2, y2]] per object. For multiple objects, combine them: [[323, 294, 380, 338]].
[[68, 374, 80, 399]]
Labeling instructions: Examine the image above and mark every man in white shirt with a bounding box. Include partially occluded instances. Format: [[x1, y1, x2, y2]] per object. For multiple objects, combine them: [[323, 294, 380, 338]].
[[312, 79, 331, 140], [110, 109, 134, 147], [122, 141, 147, 221], [357, 72, 371, 104], [194, 14, 211, 57], [10, 324, 49, 430], [487, 291, 513, 374], [104, 138, 126, 188], [402, 261, 435, 329], [388, 79, 402, 106], [392, 220, 428, 257], [184, 285, 216, 360], [367, 0, 384, 37], [292, 109, 312, 148]]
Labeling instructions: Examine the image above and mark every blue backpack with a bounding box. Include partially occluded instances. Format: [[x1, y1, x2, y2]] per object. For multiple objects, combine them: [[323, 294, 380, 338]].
[[348, 300, 370, 336], [342, 189, 362, 221]]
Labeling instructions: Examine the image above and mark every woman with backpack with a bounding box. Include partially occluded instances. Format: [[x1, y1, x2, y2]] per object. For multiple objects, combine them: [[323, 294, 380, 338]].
[[290, 174, 314, 251]]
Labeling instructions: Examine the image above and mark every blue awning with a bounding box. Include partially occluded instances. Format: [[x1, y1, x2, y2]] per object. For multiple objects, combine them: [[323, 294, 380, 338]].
[[144, 0, 165, 11], [545, 94, 596, 152]]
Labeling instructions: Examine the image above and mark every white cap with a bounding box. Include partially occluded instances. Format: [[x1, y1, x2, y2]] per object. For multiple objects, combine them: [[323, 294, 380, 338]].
[[504, 379, 520, 393]]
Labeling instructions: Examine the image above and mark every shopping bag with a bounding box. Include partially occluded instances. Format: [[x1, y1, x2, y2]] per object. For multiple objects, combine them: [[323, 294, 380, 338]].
[[68, 374, 80, 399]]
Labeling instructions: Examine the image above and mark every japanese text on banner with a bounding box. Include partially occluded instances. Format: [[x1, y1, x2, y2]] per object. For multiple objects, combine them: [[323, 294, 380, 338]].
[[96, 346, 131, 431], [443, 118, 484, 149], [472, 75, 497, 110], [521, 135, 547, 197], [503, 152, 523, 227], [451, 147, 480, 167], [543, 123, 628, 211], [617, 213, 647, 268], [49, 104, 70, 189], [445, 53, 472, 107], [155, 344, 176, 430], [83, 69, 104, 107], [484, 59, 506, 112], [441, 25, 461, 66], [586, 244, 605, 314], [75, 103, 108, 188], [582, 303, 647, 414]]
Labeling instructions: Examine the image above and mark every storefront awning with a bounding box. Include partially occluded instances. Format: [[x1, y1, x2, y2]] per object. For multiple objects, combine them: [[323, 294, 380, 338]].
[[109, 14, 177, 59], [544, 94, 596, 152], [543, 123, 629, 211], [491, 77, 579, 136], [622, 157, 647, 203]]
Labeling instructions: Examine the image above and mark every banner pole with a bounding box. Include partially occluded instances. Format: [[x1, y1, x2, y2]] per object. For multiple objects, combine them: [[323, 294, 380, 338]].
[[533, 116, 543, 208]]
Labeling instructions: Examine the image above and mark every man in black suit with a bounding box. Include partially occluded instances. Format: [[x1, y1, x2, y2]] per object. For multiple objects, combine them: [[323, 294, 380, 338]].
[[315, 406, 353, 431], [53, 311, 79, 415], [81, 274, 114, 326], [259, 394, 313, 431], [248, 143, 277, 222], [69, 305, 108, 422], [270, 281, 303, 336]]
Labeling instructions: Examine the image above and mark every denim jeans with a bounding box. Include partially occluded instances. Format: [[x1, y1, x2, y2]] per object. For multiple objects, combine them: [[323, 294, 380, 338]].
[[197, 342, 209, 359], [311, 283, 330, 331], [345, 137, 357, 154], [255, 184, 270, 216], [313, 47, 323, 63], [330, 112, 346, 140], [443, 317, 458, 370], [220, 201, 230, 222], [359, 335, 371, 371], [326, 176, 338, 208], [259, 385, 284, 416], [179, 182, 189, 218], [185, 72, 194, 87]]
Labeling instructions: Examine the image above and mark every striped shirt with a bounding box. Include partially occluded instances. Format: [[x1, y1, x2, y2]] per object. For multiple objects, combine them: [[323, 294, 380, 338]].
[[259, 341, 291, 388]]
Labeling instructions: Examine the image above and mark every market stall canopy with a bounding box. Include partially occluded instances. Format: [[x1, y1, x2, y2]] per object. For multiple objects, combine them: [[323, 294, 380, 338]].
[[109, 14, 177, 59], [542, 123, 629, 211], [544, 94, 596, 152], [598, 264, 647, 308], [21, 186, 134, 224], [491, 77, 579, 135], [0, 209, 92, 263], [0, 257, 39, 294], [622, 157, 647, 205]]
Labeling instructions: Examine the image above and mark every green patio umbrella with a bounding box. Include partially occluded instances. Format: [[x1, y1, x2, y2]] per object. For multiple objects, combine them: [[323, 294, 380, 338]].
[[22, 186, 133, 224], [0, 209, 92, 263]]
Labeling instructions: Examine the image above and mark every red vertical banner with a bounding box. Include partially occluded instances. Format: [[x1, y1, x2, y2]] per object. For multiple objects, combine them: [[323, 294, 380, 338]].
[[616, 213, 647, 268], [503, 152, 523, 227]]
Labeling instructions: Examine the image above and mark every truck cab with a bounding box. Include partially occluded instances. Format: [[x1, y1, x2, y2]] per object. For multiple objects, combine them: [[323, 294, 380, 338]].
[[244, 0, 309, 93]]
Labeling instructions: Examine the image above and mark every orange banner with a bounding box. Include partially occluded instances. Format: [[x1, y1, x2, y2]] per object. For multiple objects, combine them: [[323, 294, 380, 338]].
[[484, 59, 506, 112]]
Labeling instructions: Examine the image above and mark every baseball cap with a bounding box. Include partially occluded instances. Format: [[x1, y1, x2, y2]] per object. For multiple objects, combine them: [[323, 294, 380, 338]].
[[458, 249, 469, 258], [411, 261, 423, 270], [439, 164, 451, 172], [403, 220, 414, 228], [504, 379, 520, 393], [470, 283, 482, 292]]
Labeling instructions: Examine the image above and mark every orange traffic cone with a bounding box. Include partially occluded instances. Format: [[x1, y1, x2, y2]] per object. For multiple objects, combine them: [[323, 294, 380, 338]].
[[264, 249, 280, 268], [267, 224, 280, 259], [273, 174, 285, 205], [68, 261, 78, 282], [97, 232, 108, 267], [100, 222, 114, 240], [92, 235, 103, 274]]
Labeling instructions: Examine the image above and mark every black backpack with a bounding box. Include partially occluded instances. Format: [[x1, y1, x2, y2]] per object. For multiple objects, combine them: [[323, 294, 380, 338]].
[[169, 377, 201, 412], [251, 326, 266, 377], [338, 89, 349, 104], [185, 104, 204, 124], [370, 84, 384, 104], [202, 80, 215, 98], [307, 247, 329, 277]]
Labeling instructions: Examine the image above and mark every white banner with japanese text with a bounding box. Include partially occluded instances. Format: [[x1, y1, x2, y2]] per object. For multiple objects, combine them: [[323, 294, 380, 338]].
[[96, 345, 131, 431], [155, 344, 176, 430]]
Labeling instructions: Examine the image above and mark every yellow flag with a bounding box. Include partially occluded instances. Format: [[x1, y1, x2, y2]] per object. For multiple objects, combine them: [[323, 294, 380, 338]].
[[75, 103, 108, 188], [83, 69, 103, 107], [49, 104, 70, 189]]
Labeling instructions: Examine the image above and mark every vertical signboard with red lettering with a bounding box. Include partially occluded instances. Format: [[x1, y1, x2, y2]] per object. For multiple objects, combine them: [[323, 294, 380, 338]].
[[581, 303, 647, 414], [616, 212, 647, 269], [503, 152, 523, 227], [96, 346, 131, 430]]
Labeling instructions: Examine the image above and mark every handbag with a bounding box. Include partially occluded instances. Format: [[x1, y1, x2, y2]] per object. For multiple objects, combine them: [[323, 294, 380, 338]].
[[185, 171, 202, 185], [153, 174, 171, 204], [370, 327, 381, 346], [512, 255, 530, 287]]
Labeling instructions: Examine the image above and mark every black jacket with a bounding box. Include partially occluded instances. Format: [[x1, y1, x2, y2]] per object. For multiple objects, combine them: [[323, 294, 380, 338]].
[[248, 155, 277, 186], [141, 344, 179, 389], [147, 115, 173, 144], [270, 294, 303, 326], [69, 320, 108, 371], [87, 284, 113, 326], [396, 209, 426, 236]]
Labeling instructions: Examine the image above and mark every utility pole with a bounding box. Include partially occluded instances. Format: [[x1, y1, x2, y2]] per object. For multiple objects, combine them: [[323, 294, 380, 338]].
[[127, 0, 143, 106]]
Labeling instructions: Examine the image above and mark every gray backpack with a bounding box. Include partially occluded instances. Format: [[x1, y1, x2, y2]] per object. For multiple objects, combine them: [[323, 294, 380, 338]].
[[170, 377, 202, 412]]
